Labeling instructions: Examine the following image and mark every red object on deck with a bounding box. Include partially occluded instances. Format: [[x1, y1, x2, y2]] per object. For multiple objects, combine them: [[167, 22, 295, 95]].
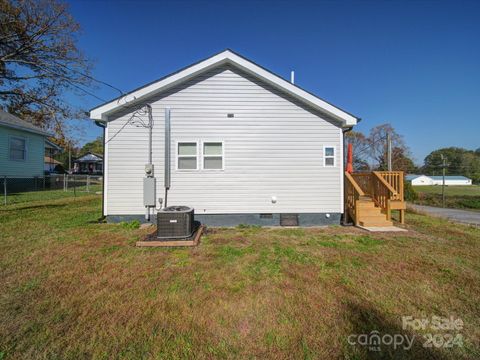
[[346, 143, 353, 173]]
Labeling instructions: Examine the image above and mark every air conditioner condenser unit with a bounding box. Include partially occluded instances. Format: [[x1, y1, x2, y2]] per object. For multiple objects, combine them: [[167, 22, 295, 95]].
[[157, 206, 194, 239]]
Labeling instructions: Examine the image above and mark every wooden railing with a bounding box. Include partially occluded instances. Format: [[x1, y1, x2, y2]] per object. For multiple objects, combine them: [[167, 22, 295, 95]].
[[345, 172, 365, 225], [370, 172, 396, 219], [374, 171, 404, 201], [351, 173, 372, 196], [346, 171, 406, 224]]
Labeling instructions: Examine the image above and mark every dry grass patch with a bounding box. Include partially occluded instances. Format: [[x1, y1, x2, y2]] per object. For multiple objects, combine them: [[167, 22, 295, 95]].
[[0, 196, 479, 359]]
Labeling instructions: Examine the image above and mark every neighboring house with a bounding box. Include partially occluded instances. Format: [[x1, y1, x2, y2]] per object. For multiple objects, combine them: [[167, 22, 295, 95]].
[[406, 174, 472, 186], [0, 109, 52, 177], [73, 152, 103, 175], [90, 49, 359, 225], [44, 156, 63, 173], [45, 139, 63, 173]]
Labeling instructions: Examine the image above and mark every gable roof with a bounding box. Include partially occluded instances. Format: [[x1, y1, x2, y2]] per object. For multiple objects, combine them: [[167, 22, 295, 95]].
[[0, 109, 52, 136], [75, 152, 103, 162], [90, 49, 359, 127]]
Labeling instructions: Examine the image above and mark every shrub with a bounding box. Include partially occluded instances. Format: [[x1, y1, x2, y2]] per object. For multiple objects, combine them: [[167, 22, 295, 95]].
[[404, 181, 418, 201], [120, 220, 141, 230]]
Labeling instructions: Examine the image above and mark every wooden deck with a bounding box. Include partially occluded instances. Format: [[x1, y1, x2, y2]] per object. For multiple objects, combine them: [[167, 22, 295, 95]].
[[345, 171, 406, 227]]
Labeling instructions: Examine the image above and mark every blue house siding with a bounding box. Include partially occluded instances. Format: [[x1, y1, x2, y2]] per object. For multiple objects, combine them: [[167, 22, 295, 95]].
[[0, 124, 45, 177]]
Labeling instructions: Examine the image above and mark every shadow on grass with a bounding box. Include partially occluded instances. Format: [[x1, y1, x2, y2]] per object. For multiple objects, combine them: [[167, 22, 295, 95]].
[[342, 300, 469, 360]]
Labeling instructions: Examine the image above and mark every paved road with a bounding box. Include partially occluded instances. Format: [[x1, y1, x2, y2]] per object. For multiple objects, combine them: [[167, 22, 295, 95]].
[[408, 204, 480, 226]]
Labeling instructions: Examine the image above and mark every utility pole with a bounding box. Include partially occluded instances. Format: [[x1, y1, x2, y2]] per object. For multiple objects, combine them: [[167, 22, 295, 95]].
[[441, 154, 446, 207], [387, 133, 392, 171]]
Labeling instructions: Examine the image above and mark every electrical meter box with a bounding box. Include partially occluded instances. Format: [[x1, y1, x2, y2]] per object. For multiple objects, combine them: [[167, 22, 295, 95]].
[[145, 164, 154, 176], [143, 177, 156, 207]]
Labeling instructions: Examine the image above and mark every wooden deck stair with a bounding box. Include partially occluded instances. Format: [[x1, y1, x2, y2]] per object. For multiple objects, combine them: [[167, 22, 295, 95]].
[[345, 171, 406, 227], [356, 196, 393, 227]]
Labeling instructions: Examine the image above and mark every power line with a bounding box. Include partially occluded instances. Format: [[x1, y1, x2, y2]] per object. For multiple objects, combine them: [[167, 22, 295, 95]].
[[51, 60, 125, 96], [104, 106, 151, 144]]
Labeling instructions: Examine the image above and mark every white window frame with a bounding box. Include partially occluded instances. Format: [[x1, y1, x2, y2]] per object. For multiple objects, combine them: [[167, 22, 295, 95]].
[[201, 140, 225, 171], [323, 145, 336, 167], [176, 141, 199, 171], [9, 136, 27, 162]]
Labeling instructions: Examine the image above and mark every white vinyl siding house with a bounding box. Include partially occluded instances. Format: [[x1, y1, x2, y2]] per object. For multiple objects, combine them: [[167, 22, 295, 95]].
[[91, 50, 358, 226]]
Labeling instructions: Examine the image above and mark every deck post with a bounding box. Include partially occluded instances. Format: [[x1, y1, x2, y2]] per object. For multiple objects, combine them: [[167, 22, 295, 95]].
[[355, 199, 360, 226], [386, 199, 391, 221], [399, 209, 405, 224]]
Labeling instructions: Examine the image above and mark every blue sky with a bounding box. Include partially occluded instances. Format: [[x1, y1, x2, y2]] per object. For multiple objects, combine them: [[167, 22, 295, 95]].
[[68, 0, 480, 164]]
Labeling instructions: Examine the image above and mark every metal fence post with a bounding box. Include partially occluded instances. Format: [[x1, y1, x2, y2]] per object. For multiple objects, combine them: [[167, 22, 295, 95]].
[[73, 174, 76, 197], [3, 176, 6, 206], [87, 175, 90, 193]]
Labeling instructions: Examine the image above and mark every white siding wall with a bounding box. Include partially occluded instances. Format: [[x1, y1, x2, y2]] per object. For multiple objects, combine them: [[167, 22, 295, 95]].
[[431, 179, 472, 186], [105, 65, 344, 215], [411, 176, 434, 186]]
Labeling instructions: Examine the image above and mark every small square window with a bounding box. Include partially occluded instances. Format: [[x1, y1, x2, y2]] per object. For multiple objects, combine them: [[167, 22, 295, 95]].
[[324, 146, 335, 167], [325, 147, 334, 157]]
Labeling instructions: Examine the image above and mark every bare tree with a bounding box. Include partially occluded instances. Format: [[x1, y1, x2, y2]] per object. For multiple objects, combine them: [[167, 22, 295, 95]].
[[346, 124, 416, 172], [0, 0, 93, 143], [345, 130, 370, 171], [367, 123, 409, 170]]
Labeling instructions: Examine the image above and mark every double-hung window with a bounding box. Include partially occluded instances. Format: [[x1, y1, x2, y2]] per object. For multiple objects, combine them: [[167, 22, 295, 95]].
[[324, 146, 335, 167], [202, 142, 223, 170], [177, 141, 224, 170], [177, 142, 198, 170], [9, 136, 26, 161]]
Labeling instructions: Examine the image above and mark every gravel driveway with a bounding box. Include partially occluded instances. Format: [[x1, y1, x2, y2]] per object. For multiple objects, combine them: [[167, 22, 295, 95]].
[[408, 204, 480, 226]]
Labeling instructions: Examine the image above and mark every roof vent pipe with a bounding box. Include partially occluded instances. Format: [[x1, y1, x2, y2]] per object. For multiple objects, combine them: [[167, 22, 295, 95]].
[[290, 71, 295, 84]]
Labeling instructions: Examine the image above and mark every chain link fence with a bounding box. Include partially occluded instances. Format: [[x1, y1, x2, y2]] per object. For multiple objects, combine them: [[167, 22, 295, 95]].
[[1, 175, 102, 205]]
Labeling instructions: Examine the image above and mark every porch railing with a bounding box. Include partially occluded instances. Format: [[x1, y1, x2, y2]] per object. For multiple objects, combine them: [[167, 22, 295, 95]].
[[346, 171, 405, 224], [345, 172, 365, 225]]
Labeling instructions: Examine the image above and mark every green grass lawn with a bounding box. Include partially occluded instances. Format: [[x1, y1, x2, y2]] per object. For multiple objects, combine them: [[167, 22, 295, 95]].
[[413, 185, 480, 210], [0, 195, 479, 359]]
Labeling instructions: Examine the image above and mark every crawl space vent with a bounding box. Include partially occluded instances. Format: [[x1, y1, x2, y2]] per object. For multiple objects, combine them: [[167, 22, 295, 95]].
[[280, 214, 298, 226]]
